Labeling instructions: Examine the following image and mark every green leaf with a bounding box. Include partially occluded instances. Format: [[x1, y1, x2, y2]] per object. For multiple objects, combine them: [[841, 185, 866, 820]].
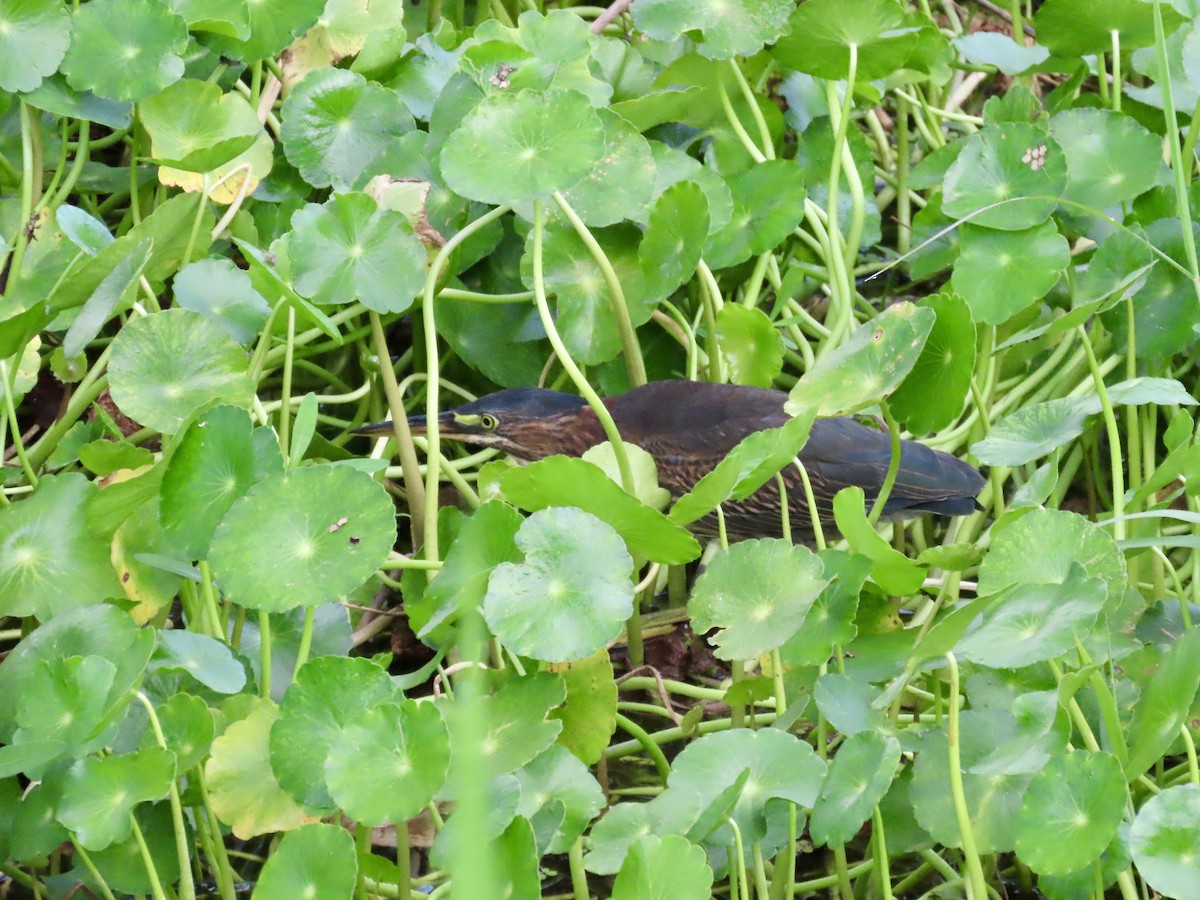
[[611, 835, 714, 900], [705, 160, 806, 269], [954, 33, 1049, 75], [253, 823, 358, 900], [1125, 627, 1200, 781], [966, 691, 1068, 776], [786, 302, 935, 415], [639, 180, 709, 296], [143, 694, 213, 772], [483, 507, 634, 663], [951, 221, 1070, 325], [887, 292, 975, 433], [0, 741, 66, 779], [690, 539, 831, 660], [58, 747, 175, 850], [288, 193, 426, 314], [414, 502, 523, 639], [585, 792, 703, 875], [832, 487, 927, 595], [201, 0, 324, 61], [715, 305, 783, 388], [270, 655, 398, 810], [1130, 784, 1200, 900], [281, 69, 414, 190], [140, 79, 261, 174], [165, 0, 249, 38], [650, 142, 734, 234], [1051, 108, 1162, 209], [60, 0, 187, 102], [173, 258, 271, 346], [209, 465, 397, 611], [775, 0, 949, 81], [666, 728, 826, 857], [669, 410, 816, 528], [441, 89, 605, 205], [1033, 0, 1184, 55], [971, 395, 1090, 466], [779, 550, 870, 665], [633, 0, 792, 60], [160, 405, 283, 559], [205, 698, 314, 839], [955, 565, 1108, 668], [325, 700, 450, 824], [20, 73, 132, 129], [150, 630, 246, 694], [14, 656, 118, 760], [63, 238, 152, 359], [454, 671, 565, 777], [809, 731, 901, 848], [0, 473, 122, 619], [514, 745, 604, 853], [108, 309, 254, 434], [978, 507, 1126, 601], [501, 456, 700, 566], [943, 124, 1067, 231], [548, 651, 617, 766], [1014, 751, 1126, 875], [0, 0, 70, 92], [552, 109, 656, 228]]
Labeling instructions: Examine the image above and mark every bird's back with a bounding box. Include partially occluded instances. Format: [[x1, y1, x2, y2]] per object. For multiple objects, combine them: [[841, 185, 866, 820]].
[[606, 381, 984, 533]]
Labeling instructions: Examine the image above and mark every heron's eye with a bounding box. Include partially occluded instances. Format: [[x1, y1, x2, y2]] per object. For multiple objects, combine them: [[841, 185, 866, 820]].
[[480, 414, 499, 431]]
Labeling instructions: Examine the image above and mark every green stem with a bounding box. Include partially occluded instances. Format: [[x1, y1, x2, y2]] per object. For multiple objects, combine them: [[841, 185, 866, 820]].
[[420, 204, 514, 568], [129, 813, 168, 900], [944, 653, 989, 900], [1077, 325, 1125, 541], [552, 191, 645, 387], [1, 360, 38, 488], [135, 693, 196, 900], [396, 819, 412, 900], [71, 840, 117, 900], [293, 606, 315, 678], [614, 712, 671, 784], [872, 806, 894, 900], [568, 837, 589, 900], [258, 610, 272, 699], [279, 306, 295, 462], [867, 403, 903, 526]]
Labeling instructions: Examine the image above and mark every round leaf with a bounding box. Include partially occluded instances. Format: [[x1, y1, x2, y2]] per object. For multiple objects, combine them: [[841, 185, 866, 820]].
[[144, 693, 214, 772], [611, 835, 714, 900], [0, 473, 122, 619], [1015, 751, 1126, 875], [288, 193, 426, 314], [690, 539, 831, 660], [441, 89, 605, 205], [639, 180, 709, 296], [58, 747, 175, 850], [888, 292, 975, 433], [173, 258, 270, 346], [704, 160, 807, 269], [60, 0, 187, 102], [1033, 0, 1182, 55], [970, 395, 1089, 466], [956, 566, 1108, 668], [514, 745, 604, 853], [160, 405, 282, 559], [943, 124, 1067, 231], [1131, 784, 1200, 900], [667, 728, 826, 852], [715, 304, 784, 389], [325, 700, 450, 825], [774, 0, 950, 80], [633, 0, 793, 60], [253, 823, 357, 900], [786, 302, 935, 416], [809, 731, 901, 848], [952, 221, 1070, 325], [205, 699, 316, 839], [281, 68, 414, 190], [0, 0, 70, 92], [484, 508, 634, 663], [548, 651, 617, 766], [201, 0, 324, 62], [108, 309, 254, 434], [209, 465, 397, 611], [270, 655, 398, 810], [552, 109, 656, 227], [150, 630, 246, 694], [977, 507, 1125, 600], [1051, 108, 1162, 208], [140, 79, 261, 173]]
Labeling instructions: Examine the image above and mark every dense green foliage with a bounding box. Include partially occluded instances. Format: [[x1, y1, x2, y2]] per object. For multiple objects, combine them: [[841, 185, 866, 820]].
[[2, 0, 1200, 897]]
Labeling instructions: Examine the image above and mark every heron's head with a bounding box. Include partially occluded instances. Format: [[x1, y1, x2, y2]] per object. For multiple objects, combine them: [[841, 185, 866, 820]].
[[355, 388, 591, 460]]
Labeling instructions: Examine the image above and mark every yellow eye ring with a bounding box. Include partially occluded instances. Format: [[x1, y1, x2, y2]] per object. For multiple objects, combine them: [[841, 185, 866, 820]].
[[480, 414, 499, 431]]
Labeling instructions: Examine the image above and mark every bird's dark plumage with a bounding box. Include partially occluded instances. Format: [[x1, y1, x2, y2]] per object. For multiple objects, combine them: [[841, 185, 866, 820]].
[[358, 380, 985, 541]]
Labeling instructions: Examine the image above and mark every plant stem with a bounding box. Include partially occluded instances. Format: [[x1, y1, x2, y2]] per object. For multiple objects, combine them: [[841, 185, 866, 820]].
[[944, 653, 989, 900]]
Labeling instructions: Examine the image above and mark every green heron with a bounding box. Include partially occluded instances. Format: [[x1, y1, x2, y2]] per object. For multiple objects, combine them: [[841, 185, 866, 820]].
[[359, 380, 985, 541]]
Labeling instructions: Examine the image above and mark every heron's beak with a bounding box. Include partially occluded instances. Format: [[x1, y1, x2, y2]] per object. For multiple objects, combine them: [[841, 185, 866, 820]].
[[352, 411, 479, 439]]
